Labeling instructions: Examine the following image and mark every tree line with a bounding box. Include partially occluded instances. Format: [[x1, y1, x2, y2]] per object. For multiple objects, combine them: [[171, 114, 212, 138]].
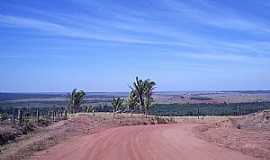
[[67, 76, 156, 115], [150, 102, 270, 116]]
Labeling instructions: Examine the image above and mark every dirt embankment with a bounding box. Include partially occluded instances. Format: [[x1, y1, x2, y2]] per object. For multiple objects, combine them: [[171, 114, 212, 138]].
[[195, 110, 270, 160], [0, 113, 171, 160]]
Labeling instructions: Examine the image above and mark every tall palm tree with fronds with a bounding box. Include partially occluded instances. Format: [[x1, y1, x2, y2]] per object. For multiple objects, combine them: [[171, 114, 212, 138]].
[[132, 77, 145, 111], [131, 77, 156, 114], [68, 89, 86, 113]]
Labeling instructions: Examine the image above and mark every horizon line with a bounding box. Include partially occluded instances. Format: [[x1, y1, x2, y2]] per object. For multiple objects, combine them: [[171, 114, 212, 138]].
[[1, 89, 270, 94]]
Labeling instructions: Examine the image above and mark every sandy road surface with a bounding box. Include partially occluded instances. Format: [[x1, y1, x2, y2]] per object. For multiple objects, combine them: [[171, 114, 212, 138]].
[[31, 124, 259, 160]]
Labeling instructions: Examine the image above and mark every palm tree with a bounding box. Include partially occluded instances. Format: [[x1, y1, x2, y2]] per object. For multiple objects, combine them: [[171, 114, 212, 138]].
[[68, 89, 86, 113], [127, 89, 139, 112], [143, 79, 156, 115], [132, 77, 145, 111], [112, 97, 124, 113], [131, 77, 156, 115]]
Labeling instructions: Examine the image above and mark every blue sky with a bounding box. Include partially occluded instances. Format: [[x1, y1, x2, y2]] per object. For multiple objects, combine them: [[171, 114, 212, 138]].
[[0, 0, 269, 92]]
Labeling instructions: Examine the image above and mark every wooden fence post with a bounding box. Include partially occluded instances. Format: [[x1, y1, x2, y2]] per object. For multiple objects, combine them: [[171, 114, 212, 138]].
[[53, 111, 55, 122], [12, 108, 16, 125], [197, 105, 200, 119], [18, 109, 23, 125], [36, 108, 39, 123], [64, 110, 68, 120], [60, 108, 63, 118]]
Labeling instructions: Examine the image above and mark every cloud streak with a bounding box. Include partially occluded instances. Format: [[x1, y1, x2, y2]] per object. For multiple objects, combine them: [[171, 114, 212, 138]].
[[0, 14, 190, 46], [162, 0, 270, 33]]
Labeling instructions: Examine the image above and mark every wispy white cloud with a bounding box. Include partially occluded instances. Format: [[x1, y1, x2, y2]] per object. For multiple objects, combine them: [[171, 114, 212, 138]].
[[2, 13, 269, 63], [185, 52, 270, 64], [0, 54, 66, 59], [0, 14, 189, 46], [0, 15, 66, 32], [162, 0, 270, 33]]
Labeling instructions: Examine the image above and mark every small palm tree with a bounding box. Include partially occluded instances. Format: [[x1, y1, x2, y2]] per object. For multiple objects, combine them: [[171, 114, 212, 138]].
[[68, 89, 86, 113], [112, 97, 124, 113], [127, 89, 139, 112]]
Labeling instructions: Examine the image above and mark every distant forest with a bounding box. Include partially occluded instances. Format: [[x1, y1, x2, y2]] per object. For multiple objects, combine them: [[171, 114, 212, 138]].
[[149, 102, 270, 116], [1, 101, 270, 117]]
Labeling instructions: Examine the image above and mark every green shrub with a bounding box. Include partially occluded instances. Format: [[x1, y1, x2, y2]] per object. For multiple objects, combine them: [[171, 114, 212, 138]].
[[38, 118, 51, 127], [0, 127, 18, 145], [19, 120, 36, 134], [153, 116, 168, 124], [0, 113, 9, 121]]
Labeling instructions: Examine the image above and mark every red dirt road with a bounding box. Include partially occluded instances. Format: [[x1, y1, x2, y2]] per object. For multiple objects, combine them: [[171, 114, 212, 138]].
[[31, 124, 259, 160]]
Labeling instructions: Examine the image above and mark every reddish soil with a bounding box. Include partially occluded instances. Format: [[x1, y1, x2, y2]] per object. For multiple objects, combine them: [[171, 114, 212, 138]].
[[31, 124, 258, 160], [0, 113, 155, 160], [2, 112, 269, 160], [195, 111, 270, 160]]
